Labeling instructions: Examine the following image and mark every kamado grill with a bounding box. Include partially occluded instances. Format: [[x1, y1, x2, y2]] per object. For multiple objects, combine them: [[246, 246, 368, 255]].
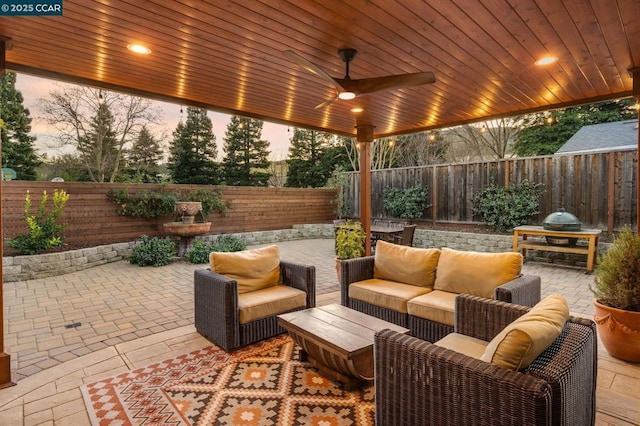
[[542, 208, 582, 246]]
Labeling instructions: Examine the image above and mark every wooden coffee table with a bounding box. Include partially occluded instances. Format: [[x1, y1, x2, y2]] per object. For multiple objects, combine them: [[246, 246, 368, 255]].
[[277, 303, 409, 389]]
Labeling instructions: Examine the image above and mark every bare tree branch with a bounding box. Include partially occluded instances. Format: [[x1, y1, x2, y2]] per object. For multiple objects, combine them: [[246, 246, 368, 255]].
[[38, 85, 162, 182]]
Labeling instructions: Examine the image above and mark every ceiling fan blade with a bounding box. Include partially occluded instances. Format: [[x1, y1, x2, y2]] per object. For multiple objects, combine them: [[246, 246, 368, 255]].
[[341, 72, 436, 95], [314, 95, 338, 109], [283, 50, 343, 92]]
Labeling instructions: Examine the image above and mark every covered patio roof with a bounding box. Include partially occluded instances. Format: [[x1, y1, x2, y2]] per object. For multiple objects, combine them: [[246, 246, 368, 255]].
[[0, 0, 638, 138], [1, 0, 640, 389]]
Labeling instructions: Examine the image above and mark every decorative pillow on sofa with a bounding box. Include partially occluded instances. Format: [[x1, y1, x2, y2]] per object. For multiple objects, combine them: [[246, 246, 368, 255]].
[[433, 247, 522, 298], [210, 245, 281, 294], [480, 294, 569, 370], [373, 241, 440, 287]]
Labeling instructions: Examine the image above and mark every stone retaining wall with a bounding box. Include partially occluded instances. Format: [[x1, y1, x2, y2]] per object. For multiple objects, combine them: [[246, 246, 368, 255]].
[[2, 243, 134, 282], [2, 224, 610, 282]]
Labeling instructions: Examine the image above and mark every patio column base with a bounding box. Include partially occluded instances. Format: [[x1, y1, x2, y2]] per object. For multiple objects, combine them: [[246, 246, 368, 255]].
[[0, 352, 15, 388]]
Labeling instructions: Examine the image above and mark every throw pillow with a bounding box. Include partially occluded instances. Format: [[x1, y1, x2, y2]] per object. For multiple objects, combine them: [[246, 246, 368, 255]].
[[210, 245, 281, 294], [373, 240, 440, 287], [433, 247, 522, 298], [480, 294, 569, 370]]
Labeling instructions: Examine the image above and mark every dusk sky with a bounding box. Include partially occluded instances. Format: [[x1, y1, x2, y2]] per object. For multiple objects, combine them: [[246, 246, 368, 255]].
[[14, 73, 293, 161]]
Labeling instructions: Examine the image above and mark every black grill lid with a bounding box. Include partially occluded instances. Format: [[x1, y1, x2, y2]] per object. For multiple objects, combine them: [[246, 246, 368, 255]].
[[542, 208, 581, 231]]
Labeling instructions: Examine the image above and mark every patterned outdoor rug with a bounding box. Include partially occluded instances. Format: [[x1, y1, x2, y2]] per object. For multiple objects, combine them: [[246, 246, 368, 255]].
[[81, 335, 375, 425]]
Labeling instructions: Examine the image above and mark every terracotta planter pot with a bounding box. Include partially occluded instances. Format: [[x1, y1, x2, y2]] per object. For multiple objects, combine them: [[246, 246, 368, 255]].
[[593, 299, 640, 363]]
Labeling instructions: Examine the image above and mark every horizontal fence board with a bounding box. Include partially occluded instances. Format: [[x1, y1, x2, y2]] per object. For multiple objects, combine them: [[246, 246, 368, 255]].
[[1, 183, 336, 247]]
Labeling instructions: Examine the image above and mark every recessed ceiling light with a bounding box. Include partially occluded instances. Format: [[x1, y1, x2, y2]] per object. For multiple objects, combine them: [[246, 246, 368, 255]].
[[127, 44, 152, 55], [535, 56, 557, 66], [351, 107, 364, 113]]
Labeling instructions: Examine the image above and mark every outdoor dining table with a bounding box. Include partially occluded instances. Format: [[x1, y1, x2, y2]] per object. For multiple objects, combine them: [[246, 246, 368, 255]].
[[371, 225, 403, 242]]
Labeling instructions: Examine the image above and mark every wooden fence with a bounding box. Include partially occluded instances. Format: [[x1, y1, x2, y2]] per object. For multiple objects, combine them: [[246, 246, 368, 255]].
[[1, 182, 337, 246], [344, 149, 637, 232]]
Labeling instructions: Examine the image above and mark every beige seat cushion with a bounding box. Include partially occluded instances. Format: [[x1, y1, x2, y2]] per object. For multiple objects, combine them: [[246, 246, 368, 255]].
[[373, 241, 440, 288], [210, 245, 281, 294], [481, 294, 569, 370], [435, 333, 488, 359], [434, 247, 523, 298], [349, 279, 432, 313], [406, 290, 458, 326], [238, 285, 307, 324]]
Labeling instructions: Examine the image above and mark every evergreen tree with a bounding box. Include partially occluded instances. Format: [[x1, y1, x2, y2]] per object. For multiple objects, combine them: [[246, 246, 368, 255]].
[[127, 125, 163, 182], [77, 102, 119, 182], [514, 99, 638, 156], [222, 116, 271, 186], [167, 107, 219, 184], [0, 72, 40, 180], [285, 128, 335, 188]]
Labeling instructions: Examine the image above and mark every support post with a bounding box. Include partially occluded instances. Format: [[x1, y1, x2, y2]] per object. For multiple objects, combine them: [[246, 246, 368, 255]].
[[356, 124, 375, 256], [0, 36, 14, 388]]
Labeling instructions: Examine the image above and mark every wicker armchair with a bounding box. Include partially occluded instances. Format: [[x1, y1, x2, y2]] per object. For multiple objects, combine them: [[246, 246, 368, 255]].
[[374, 294, 597, 426], [340, 255, 541, 341], [194, 261, 316, 351]]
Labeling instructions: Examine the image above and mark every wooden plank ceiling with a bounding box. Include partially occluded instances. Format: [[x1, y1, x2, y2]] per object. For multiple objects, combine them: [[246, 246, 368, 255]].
[[0, 0, 638, 138]]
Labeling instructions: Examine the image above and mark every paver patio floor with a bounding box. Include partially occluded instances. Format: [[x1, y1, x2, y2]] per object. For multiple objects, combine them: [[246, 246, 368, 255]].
[[1, 238, 638, 425]]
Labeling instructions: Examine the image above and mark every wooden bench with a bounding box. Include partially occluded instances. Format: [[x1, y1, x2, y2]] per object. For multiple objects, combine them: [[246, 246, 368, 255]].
[[513, 225, 602, 273]]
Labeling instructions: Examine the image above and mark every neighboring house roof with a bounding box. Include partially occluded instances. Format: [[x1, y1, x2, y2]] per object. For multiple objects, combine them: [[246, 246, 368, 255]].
[[555, 120, 638, 155]]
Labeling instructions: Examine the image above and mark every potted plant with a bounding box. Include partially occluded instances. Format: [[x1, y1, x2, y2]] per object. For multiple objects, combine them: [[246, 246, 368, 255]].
[[590, 226, 640, 362], [335, 220, 366, 282]]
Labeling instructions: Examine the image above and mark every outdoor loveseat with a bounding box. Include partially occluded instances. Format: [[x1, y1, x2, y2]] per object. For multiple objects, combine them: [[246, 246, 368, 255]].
[[374, 294, 597, 426], [340, 241, 541, 342], [194, 245, 316, 351]]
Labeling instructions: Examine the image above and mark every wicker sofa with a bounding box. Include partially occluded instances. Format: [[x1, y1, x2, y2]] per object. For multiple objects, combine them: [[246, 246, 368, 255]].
[[374, 294, 597, 426], [194, 245, 316, 351], [340, 241, 541, 342]]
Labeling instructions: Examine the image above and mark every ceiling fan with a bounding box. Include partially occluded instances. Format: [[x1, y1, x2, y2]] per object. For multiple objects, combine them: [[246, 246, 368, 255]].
[[283, 48, 436, 109]]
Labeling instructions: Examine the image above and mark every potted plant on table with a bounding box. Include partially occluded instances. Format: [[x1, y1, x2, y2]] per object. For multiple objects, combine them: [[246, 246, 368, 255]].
[[335, 220, 366, 282], [590, 226, 640, 362]]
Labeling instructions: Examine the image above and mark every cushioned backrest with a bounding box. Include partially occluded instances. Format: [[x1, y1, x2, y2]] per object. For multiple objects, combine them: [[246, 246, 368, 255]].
[[433, 247, 522, 298], [210, 245, 281, 294], [373, 240, 440, 287], [480, 294, 569, 370]]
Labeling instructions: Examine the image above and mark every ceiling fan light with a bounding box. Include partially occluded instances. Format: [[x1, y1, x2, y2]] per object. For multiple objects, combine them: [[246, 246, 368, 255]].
[[338, 91, 356, 100]]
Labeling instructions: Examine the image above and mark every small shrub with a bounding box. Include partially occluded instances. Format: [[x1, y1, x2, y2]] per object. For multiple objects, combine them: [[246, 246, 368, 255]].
[[184, 235, 247, 264], [184, 240, 216, 264], [6, 190, 69, 255], [473, 179, 544, 233], [383, 183, 431, 219], [213, 234, 247, 252], [591, 226, 640, 312], [336, 220, 366, 260], [129, 235, 176, 266]]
